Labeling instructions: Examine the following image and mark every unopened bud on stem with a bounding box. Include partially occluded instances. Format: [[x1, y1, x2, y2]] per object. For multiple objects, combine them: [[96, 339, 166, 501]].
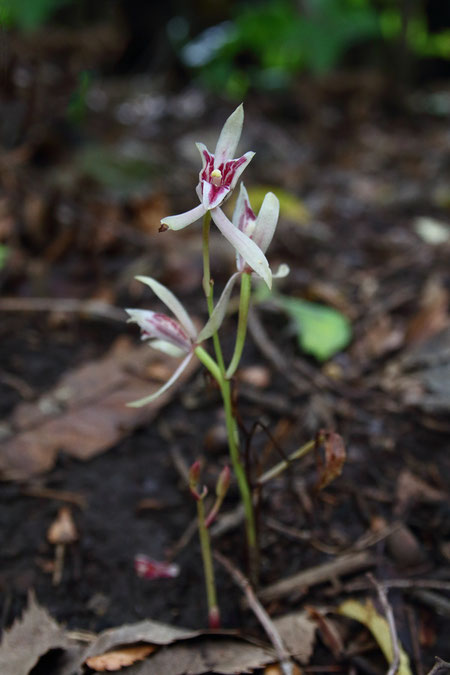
[[216, 465, 230, 499]]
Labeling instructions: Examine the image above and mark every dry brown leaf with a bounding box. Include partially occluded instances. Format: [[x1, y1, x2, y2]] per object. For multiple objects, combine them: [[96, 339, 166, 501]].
[[272, 612, 316, 664], [0, 592, 69, 675], [306, 607, 343, 659], [315, 431, 346, 491], [0, 337, 198, 479], [47, 506, 78, 545], [81, 619, 201, 666], [124, 638, 275, 674], [394, 469, 445, 516], [86, 645, 156, 671], [352, 315, 404, 362]]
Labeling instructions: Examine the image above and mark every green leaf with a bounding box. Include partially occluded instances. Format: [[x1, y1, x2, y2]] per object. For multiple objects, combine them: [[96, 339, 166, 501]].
[[0, 245, 9, 270], [277, 296, 351, 361]]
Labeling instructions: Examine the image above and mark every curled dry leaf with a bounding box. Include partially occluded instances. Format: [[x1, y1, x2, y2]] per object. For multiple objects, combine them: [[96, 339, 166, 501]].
[[306, 607, 343, 660], [86, 645, 156, 671], [47, 507, 78, 545], [338, 599, 412, 675], [272, 611, 316, 664], [0, 592, 69, 675], [315, 431, 346, 491]]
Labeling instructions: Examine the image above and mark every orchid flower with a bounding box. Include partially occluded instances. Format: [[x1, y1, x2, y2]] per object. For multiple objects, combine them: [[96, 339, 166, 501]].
[[208, 184, 289, 301], [160, 105, 272, 288], [126, 276, 233, 406]]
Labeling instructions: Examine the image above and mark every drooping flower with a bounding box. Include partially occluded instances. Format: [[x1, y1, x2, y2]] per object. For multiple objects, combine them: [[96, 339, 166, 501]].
[[232, 183, 289, 279], [126, 276, 233, 406], [208, 184, 289, 300], [160, 105, 272, 288]]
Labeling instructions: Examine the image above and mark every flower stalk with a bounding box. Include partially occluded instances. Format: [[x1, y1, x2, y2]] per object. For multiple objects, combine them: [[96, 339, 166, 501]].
[[127, 104, 288, 592], [226, 271, 252, 379]]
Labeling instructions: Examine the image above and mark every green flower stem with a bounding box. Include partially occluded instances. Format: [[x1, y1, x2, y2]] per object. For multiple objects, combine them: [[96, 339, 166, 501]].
[[202, 211, 225, 375], [196, 496, 220, 628], [202, 211, 212, 298], [195, 346, 258, 583], [226, 272, 252, 379]]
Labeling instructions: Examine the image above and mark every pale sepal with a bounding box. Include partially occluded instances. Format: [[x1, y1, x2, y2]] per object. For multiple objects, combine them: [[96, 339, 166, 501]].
[[197, 273, 239, 342], [127, 353, 193, 407], [161, 203, 206, 231], [214, 104, 244, 167], [211, 206, 272, 289], [252, 192, 280, 254]]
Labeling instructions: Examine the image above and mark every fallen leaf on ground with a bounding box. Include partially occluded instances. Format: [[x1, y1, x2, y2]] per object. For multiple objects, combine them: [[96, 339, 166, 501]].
[[315, 431, 346, 491], [394, 469, 445, 517], [272, 611, 316, 663], [338, 599, 412, 675], [124, 638, 275, 674], [86, 645, 156, 671], [306, 607, 343, 659], [0, 592, 69, 675], [78, 618, 275, 675], [0, 336, 198, 479]]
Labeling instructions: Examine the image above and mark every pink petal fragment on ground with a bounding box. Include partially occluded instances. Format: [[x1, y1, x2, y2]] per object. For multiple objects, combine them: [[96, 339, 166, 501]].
[[134, 555, 180, 580]]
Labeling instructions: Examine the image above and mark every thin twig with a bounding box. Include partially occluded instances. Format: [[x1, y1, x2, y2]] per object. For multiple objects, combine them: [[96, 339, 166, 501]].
[[425, 658, 450, 675], [214, 551, 295, 675], [343, 578, 450, 593], [0, 297, 125, 322], [406, 604, 423, 675], [367, 573, 400, 675], [258, 551, 374, 602]]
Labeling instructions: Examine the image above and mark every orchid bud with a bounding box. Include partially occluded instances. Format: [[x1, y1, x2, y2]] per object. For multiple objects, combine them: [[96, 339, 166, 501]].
[[216, 465, 230, 500], [189, 460, 201, 489], [189, 460, 208, 501]]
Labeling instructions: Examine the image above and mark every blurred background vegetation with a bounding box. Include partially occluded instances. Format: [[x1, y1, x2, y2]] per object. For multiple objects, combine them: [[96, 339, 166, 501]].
[[0, 0, 449, 100]]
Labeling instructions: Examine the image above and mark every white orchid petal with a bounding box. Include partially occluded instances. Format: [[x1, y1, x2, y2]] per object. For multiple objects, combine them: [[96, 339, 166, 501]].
[[253, 192, 280, 254], [202, 181, 230, 210], [195, 142, 213, 171], [149, 340, 187, 358], [134, 277, 197, 339], [197, 273, 239, 342], [227, 152, 255, 191], [214, 104, 244, 167], [161, 203, 206, 231], [211, 207, 272, 289], [127, 353, 193, 407]]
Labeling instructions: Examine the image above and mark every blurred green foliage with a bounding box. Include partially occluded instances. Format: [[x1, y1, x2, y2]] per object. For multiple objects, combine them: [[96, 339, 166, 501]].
[[0, 0, 72, 31], [180, 0, 450, 98]]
